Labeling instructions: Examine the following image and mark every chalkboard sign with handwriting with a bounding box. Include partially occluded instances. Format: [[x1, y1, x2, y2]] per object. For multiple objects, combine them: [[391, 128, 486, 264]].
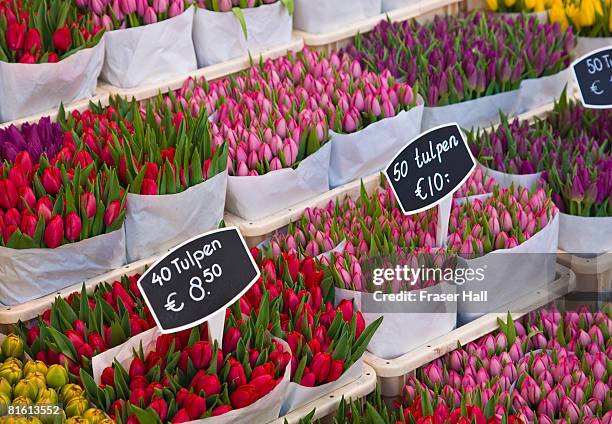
[[572, 46, 612, 108], [137, 227, 260, 333], [384, 123, 476, 215]]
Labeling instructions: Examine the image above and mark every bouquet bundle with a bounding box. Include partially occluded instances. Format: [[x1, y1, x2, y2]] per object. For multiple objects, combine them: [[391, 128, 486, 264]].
[[0, 334, 110, 423], [82, 319, 290, 423], [244, 251, 381, 386], [0, 0, 103, 63], [20, 274, 154, 376], [0, 148, 125, 249], [62, 96, 228, 260], [447, 186, 557, 257], [346, 12, 573, 129]]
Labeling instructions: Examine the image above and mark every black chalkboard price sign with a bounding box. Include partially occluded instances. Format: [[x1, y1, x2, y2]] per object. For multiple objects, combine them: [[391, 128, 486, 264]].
[[137, 227, 260, 334], [572, 46, 612, 108], [384, 123, 476, 215]]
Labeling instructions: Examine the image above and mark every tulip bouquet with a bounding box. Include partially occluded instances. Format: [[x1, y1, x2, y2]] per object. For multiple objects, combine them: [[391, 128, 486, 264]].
[[549, 0, 612, 38], [63, 96, 228, 197], [0, 0, 103, 63], [0, 150, 126, 249], [0, 334, 111, 423], [81, 316, 291, 423], [61, 96, 228, 260], [346, 12, 573, 129], [18, 273, 155, 376], [447, 186, 557, 257], [0, 118, 63, 163], [348, 13, 573, 107], [243, 251, 382, 400], [74, 0, 189, 29]]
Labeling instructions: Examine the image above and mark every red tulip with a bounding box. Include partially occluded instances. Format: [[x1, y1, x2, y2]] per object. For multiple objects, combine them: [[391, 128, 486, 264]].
[[223, 327, 240, 355], [88, 332, 105, 353], [64, 212, 82, 242], [144, 162, 159, 179], [6, 22, 26, 51], [129, 387, 149, 406], [0, 179, 18, 209], [171, 409, 191, 423], [24, 28, 41, 52], [19, 213, 37, 238], [43, 215, 64, 248], [36, 197, 53, 222], [212, 405, 233, 416], [18, 186, 36, 211], [8, 165, 27, 188], [230, 384, 258, 409], [150, 397, 168, 421], [26, 327, 40, 346], [42, 167, 62, 195], [66, 329, 85, 349], [337, 299, 354, 322], [74, 150, 93, 169], [103, 200, 121, 227], [310, 352, 331, 383], [140, 178, 158, 195], [189, 341, 212, 370], [191, 371, 221, 397], [129, 375, 148, 391], [77, 343, 93, 359], [46, 52, 59, 63], [145, 351, 162, 371], [327, 359, 344, 383], [301, 371, 316, 387], [52, 26, 71, 51], [184, 394, 206, 420], [4, 208, 20, 227], [128, 357, 146, 378], [101, 367, 115, 387], [81, 192, 97, 219], [14, 152, 33, 176], [250, 374, 276, 397], [227, 361, 247, 387]]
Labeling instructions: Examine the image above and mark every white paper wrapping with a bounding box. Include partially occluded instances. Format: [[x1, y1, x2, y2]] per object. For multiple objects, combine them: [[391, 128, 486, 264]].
[[515, 67, 571, 115], [225, 142, 331, 221], [329, 102, 424, 188], [124, 171, 227, 262], [575, 37, 612, 59], [101, 8, 197, 89], [293, 0, 382, 34], [421, 68, 569, 132], [558, 213, 612, 255], [279, 358, 363, 416], [0, 40, 105, 123], [457, 213, 559, 324], [0, 228, 126, 306], [335, 283, 456, 360], [93, 327, 290, 424], [482, 166, 542, 191], [382, 0, 419, 12], [193, 3, 292, 67], [421, 90, 518, 132]]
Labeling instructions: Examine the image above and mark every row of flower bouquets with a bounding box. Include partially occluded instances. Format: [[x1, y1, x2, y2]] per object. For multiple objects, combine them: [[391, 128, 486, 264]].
[[0, 261, 610, 423], [0, 0, 443, 123], [1, 0, 611, 124], [0, 12, 610, 304]]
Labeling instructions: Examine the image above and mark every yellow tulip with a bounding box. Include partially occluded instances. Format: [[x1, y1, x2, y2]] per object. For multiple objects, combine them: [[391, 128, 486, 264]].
[[579, 0, 596, 26], [534, 0, 546, 11], [524, 0, 536, 10], [566, 3, 581, 28], [549, 4, 569, 29], [593, 0, 603, 15], [504, 0, 517, 8], [486, 0, 499, 11], [610, 9, 612, 32]]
